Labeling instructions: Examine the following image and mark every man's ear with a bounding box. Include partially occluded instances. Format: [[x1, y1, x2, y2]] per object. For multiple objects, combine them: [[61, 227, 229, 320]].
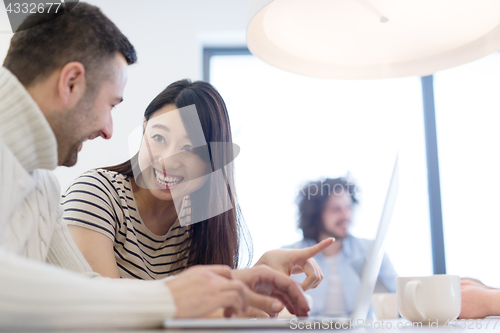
[[57, 62, 87, 109], [143, 119, 147, 133]]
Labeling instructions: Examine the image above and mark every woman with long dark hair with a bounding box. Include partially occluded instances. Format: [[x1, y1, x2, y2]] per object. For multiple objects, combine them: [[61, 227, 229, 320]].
[[62, 80, 331, 295]]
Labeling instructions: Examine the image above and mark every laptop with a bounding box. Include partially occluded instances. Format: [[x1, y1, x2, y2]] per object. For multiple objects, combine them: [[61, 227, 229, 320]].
[[164, 156, 399, 329]]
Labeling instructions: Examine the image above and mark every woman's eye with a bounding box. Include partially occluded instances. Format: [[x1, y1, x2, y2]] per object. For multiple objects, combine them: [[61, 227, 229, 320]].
[[182, 144, 194, 152], [152, 134, 166, 144]]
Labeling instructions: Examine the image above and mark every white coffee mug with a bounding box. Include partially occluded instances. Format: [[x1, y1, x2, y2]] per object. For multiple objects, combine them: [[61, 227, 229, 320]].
[[372, 293, 399, 319], [397, 275, 461, 323]]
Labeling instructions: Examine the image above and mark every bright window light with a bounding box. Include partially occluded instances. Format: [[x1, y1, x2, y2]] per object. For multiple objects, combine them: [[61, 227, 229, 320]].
[[210, 54, 432, 276], [434, 52, 500, 287]]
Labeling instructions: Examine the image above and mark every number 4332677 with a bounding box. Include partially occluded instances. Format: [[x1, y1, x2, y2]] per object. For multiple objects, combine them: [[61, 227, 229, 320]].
[[5, 2, 62, 14]]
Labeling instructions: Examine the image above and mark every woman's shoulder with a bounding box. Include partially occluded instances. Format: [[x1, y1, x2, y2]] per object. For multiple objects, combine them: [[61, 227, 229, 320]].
[[63, 168, 132, 201], [81, 168, 128, 181], [74, 168, 130, 189], [61, 168, 130, 241]]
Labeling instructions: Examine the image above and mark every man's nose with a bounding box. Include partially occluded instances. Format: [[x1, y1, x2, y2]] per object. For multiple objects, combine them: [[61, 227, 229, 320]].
[[99, 115, 113, 140], [340, 208, 351, 221]]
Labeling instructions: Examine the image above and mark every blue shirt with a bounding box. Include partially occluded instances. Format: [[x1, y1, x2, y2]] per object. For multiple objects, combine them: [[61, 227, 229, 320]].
[[284, 236, 397, 316]]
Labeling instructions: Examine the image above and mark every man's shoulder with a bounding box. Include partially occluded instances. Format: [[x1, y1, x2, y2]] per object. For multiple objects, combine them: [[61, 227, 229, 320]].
[[0, 135, 21, 167], [346, 235, 372, 245], [32, 169, 61, 195], [343, 235, 377, 257]]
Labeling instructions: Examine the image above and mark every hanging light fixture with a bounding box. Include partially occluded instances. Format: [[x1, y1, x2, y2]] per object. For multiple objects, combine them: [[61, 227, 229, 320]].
[[247, 0, 500, 79]]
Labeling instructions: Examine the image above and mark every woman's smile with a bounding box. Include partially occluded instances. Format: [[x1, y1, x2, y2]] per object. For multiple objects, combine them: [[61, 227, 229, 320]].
[[153, 168, 184, 189]]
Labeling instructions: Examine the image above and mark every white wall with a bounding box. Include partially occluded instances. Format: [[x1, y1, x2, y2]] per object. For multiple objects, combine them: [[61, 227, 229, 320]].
[[0, 0, 249, 191]]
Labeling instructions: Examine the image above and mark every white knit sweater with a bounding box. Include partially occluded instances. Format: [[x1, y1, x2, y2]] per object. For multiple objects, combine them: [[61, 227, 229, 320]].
[[0, 67, 176, 329]]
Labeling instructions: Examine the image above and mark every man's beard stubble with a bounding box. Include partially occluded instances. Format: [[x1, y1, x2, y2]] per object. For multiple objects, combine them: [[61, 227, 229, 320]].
[[321, 222, 350, 241], [55, 92, 96, 167], [60, 141, 81, 167]]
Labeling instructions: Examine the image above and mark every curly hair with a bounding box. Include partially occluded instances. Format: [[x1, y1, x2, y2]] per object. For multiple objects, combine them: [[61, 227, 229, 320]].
[[297, 178, 358, 241]]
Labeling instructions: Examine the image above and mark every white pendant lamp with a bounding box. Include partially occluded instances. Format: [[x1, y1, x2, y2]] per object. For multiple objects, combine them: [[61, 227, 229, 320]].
[[247, 0, 500, 79]]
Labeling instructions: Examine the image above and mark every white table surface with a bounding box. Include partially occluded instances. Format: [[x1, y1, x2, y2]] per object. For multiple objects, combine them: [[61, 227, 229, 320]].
[[13, 317, 500, 333]]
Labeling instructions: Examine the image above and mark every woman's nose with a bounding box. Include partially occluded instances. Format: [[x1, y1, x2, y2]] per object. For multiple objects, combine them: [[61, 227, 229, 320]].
[[158, 148, 182, 170]]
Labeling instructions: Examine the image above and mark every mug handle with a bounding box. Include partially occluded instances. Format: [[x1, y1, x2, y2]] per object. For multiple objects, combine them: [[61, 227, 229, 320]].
[[404, 280, 425, 321]]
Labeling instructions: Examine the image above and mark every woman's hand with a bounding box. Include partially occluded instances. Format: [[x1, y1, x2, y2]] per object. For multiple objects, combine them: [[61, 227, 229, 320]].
[[254, 238, 335, 291]]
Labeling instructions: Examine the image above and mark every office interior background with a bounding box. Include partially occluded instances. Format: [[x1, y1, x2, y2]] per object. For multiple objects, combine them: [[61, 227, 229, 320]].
[[0, 0, 498, 285]]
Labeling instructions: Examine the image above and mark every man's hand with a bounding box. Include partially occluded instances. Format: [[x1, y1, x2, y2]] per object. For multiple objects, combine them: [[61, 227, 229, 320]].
[[255, 238, 334, 290], [165, 265, 248, 318], [232, 265, 311, 317], [205, 306, 270, 318], [459, 282, 500, 319]]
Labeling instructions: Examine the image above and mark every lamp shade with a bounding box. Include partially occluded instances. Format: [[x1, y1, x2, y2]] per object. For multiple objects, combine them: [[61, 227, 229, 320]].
[[247, 0, 500, 79]]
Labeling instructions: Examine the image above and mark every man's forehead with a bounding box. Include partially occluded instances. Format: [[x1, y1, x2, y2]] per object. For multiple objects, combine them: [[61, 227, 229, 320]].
[[100, 57, 128, 94], [106, 52, 128, 70], [328, 193, 352, 203], [101, 53, 128, 83]]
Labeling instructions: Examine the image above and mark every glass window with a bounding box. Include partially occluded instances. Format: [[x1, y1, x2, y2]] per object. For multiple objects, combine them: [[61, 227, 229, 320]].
[[210, 53, 432, 275], [434, 52, 500, 286]]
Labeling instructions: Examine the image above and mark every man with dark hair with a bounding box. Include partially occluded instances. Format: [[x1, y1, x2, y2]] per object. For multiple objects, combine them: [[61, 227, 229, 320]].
[[3, 2, 137, 167], [0, 3, 311, 329], [284, 178, 397, 316]]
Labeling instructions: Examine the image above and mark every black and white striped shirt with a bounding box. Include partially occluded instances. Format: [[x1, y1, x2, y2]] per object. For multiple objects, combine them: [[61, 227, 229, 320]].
[[61, 169, 191, 280]]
